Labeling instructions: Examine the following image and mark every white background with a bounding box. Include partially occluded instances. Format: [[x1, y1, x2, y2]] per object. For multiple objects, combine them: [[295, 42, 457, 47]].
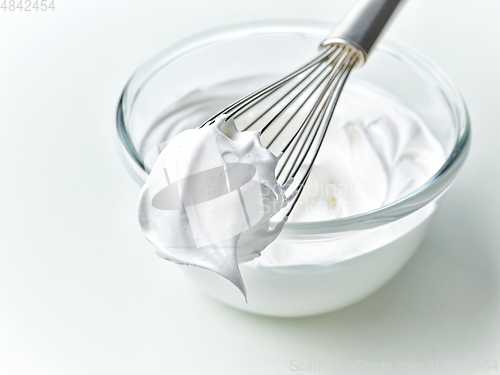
[[0, 0, 499, 374]]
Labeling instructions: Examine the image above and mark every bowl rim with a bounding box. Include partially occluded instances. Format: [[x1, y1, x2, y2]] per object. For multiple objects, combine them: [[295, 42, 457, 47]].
[[115, 19, 471, 236]]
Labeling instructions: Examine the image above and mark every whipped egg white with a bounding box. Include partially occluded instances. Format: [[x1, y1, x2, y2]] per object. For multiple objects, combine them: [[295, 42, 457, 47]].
[[138, 115, 294, 299], [138, 78, 446, 296]]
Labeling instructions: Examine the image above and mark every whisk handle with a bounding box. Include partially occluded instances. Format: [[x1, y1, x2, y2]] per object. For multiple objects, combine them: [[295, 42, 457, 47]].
[[321, 0, 405, 66]]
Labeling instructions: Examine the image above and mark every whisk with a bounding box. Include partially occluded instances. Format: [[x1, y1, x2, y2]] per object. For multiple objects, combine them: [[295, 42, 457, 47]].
[[200, 0, 404, 215]]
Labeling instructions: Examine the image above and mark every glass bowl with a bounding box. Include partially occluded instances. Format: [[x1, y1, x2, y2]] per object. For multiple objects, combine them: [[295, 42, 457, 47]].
[[115, 19, 470, 317]]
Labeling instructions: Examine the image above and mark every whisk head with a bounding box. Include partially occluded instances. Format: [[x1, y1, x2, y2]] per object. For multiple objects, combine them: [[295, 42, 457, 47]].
[[200, 44, 359, 216]]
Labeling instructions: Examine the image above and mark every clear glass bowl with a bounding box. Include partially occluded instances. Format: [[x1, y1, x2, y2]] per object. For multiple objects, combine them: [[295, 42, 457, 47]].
[[115, 20, 470, 317]]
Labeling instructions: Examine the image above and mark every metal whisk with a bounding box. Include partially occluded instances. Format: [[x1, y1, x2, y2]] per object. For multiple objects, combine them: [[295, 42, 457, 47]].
[[200, 0, 404, 216]]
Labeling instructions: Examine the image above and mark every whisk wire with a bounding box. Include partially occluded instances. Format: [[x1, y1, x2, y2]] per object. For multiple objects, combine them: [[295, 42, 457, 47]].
[[199, 43, 358, 216], [198, 46, 337, 129], [284, 52, 358, 216], [238, 62, 326, 132], [275, 47, 355, 183], [257, 46, 346, 136]]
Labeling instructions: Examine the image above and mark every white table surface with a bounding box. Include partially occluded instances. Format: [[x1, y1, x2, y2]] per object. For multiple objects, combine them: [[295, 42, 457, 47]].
[[1, 0, 499, 374]]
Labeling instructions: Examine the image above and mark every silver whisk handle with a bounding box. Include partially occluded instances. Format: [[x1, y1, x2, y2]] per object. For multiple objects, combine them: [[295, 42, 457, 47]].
[[321, 0, 405, 66]]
